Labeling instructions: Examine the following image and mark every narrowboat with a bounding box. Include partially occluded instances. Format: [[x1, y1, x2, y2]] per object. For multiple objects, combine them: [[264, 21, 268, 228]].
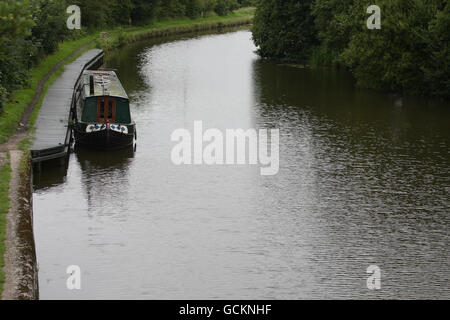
[[73, 70, 136, 149]]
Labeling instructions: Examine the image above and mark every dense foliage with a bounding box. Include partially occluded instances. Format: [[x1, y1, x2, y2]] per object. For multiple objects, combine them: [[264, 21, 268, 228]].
[[252, 0, 449, 97], [0, 0, 254, 112], [252, 0, 317, 61]]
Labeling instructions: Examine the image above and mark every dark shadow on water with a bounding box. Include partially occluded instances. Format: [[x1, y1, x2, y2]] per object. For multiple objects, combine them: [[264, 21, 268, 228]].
[[251, 59, 450, 145], [33, 157, 69, 191], [33, 144, 136, 192]]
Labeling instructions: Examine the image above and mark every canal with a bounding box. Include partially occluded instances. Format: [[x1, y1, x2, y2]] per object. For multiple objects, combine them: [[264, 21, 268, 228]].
[[33, 29, 449, 299]]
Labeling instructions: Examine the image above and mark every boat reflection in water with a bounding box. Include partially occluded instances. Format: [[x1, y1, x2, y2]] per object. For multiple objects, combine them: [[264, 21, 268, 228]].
[[74, 144, 135, 212]]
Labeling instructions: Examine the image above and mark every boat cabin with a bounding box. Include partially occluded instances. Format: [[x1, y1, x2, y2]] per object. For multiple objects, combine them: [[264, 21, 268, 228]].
[[76, 70, 131, 125]]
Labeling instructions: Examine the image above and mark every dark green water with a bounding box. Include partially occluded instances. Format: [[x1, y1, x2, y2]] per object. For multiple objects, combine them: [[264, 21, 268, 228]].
[[33, 30, 449, 299]]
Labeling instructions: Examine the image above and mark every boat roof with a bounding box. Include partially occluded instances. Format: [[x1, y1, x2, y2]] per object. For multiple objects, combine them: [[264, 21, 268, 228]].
[[82, 70, 128, 99]]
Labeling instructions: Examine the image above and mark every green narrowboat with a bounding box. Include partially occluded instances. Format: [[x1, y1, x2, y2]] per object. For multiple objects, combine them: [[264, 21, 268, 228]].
[[73, 70, 136, 149]]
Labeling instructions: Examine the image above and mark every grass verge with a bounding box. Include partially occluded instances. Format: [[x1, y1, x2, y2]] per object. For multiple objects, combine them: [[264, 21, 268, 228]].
[[126, 7, 254, 35], [0, 154, 12, 296], [98, 7, 255, 51]]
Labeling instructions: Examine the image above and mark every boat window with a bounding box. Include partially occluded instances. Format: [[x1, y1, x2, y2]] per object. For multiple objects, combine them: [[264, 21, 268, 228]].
[[81, 98, 98, 122], [115, 99, 131, 124], [108, 100, 113, 118], [100, 100, 105, 118]]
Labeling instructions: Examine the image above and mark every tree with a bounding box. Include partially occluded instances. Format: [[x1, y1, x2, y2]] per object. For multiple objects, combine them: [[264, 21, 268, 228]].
[[130, 0, 160, 24], [341, 0, 448, 96], [214, 0, 238, 16], [423, 1, 450, 96], [30, 0, 68, 58], [0, 0, 34, 111], [310, 0, 355, 65], [0, 0, 34, 40], [252, 0, 317, 61]]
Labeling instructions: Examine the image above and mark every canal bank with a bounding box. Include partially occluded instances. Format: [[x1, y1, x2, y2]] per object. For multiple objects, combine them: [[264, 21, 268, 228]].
[[99, 18, 252, 52], [0, 12, 254, 299], [1, 150, 38, 299]]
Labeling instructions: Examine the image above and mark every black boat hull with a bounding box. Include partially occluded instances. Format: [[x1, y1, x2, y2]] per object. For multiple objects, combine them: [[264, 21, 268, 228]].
[[74, 123, 135, 150]]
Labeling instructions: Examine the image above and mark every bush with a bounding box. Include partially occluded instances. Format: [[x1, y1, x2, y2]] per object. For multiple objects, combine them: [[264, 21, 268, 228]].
[[0, 84, 7, 113], [215, 0, 239, 16], [341, 0, 449, 96], [252, 0, 317, 61]]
